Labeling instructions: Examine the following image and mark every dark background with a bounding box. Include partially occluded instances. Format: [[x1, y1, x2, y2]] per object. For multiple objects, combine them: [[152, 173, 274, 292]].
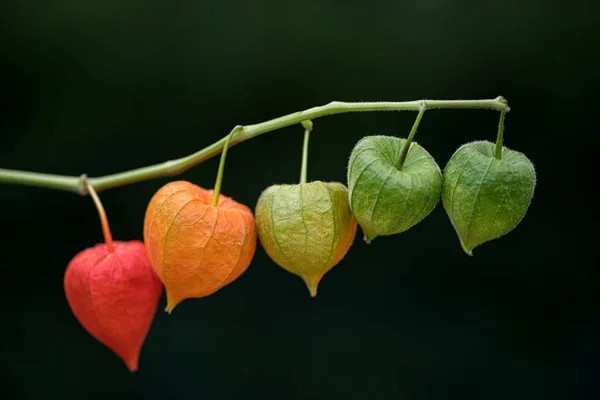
[[1, 1, 598, 399]]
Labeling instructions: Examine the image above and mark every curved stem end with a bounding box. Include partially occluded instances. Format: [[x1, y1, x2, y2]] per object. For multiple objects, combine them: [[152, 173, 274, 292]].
[[81, 175, 114, 252], [211, 126, 244, 206]]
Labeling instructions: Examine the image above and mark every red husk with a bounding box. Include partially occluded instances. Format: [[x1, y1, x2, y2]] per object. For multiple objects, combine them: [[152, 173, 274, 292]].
[[64, 240, 163, 371]]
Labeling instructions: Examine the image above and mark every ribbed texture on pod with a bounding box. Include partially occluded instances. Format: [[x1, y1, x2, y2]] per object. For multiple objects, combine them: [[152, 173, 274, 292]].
[[255, 181, 357, 297], [347, 135, 442, 242], [143, 181, 257, 312], [442, 141, 536, 255], [64, 241, 163, 372]]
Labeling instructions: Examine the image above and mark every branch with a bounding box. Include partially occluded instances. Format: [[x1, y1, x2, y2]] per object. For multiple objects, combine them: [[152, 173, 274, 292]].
[[0, 96, 509, 195]]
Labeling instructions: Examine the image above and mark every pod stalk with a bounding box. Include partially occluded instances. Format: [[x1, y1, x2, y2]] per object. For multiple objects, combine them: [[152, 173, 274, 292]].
[[211, 126, 243, 207], [81, 175, 114, 252], [300, 120, 313, 184], [494, 108, 506, 160], [397, 102, 427, 170]]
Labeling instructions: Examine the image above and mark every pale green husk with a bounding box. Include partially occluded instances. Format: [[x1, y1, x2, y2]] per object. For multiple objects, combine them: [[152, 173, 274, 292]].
[[255, 181, 356, 296], [441, 141, 536, 255], [347, 135, 442, 242]]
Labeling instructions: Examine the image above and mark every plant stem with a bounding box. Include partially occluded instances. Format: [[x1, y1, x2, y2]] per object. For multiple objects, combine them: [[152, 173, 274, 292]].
[[396, 102, 427, 170], [0, 96, 509, 194], [82, 175, 114, 252], [211, 126, 243, 206], [495, 107, 506, 160], [0, 169, 81, 192], [299, 120, 313, 184]]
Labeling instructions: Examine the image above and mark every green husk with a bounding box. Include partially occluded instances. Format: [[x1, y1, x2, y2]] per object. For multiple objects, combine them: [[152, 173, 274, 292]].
[[347, 135, 442, 243], [441, 141, 536, 255]]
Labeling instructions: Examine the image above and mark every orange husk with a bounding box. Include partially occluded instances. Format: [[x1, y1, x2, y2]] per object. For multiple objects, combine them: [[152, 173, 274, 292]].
[[143, 180, 256, 312]]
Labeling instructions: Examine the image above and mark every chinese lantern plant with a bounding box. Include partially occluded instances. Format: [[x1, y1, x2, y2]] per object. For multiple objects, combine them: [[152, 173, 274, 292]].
[[143, 126, 257, 312], [255, 121, 358, 296], [64, 177, 162, 372], [0, 95, 538, 370]]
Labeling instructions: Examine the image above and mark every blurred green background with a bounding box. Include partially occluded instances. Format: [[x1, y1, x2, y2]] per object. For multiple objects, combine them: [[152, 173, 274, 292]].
[[1, 1, 598, 399]]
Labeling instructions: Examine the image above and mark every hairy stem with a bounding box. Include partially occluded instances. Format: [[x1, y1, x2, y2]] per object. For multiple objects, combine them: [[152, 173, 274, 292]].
[[396, 101, 427, 170], [495, 108, 506, 160], [0, 96, 509, 194]]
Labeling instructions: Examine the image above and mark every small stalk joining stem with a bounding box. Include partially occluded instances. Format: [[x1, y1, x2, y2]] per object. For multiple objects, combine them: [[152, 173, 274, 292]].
[[211, 126, 243, 206], [300, 120, 313, 184], [396, 102, 427, 170], [495, 108, 506, 160], [82, 175, 114, 252]]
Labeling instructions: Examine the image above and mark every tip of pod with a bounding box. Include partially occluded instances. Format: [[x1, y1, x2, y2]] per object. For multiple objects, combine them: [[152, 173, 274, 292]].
[[122, 354, 140, 372], [363, 231, 377, 244], [165, 299, 181, 314], [165, 304, 176, 314], [460, 240, 474, 256], [302, 276, 319, 298], [125, 361, 139, 373]]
